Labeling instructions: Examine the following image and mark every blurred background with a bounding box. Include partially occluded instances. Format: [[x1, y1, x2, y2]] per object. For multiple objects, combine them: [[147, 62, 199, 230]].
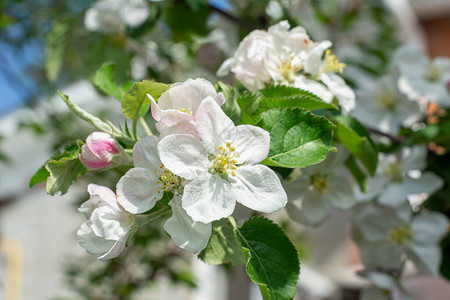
[[1, 0, 450, 299]]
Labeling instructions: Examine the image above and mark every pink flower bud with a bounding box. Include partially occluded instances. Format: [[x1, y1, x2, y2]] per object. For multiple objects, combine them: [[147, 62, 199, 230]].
[[79, 132, 120, 169]]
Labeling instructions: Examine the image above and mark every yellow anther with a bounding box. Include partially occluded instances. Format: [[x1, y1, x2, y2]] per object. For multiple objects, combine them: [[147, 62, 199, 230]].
[[154, 169, 158, 172], [230, 147, 235, 152], [218, 145, 225, 151], [320, 50, 346, 74], [231, 171, 236, 176], [231, 165, 237, 170], [234, 152, 240, 157], [226, 141, 231, 148], [232, 159, 237, 164], [161, 175, 167, 181]]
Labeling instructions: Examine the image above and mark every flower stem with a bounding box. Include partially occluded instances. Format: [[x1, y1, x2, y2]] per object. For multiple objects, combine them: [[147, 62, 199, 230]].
[[139, 117, 153, 136]]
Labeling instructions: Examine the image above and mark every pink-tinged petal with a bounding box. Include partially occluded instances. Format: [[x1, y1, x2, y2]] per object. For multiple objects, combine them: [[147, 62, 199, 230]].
[[156, 117, 197, 137], [182, 173, 236, 224], [214, 93, 226, 107], [77, 221, 115, 254], [132, 136, 162, 171], [116, 167, 163, 213], [196, 97, 235, 153], [98, 231, 130, 260], [80, 132, 119, 169], [230, 164, 287, 213], [90, 205, 129, 240], [149, 94, 163, 122], [161, 78, 218, 115], [164, 195, 212, 253], [158, 134, 209, 180], [79, 144, 114, 169], [231, 125, 270, 164], [86, 132, 120, 157]]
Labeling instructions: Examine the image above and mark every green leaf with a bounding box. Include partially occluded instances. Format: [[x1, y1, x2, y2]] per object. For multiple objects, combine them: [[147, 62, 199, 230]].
[[215, 81, 241, 125], [333, 116, 377, 175], [94, 63, 130, 101], [165, 1, 210, 42], [259, 108, 335, 168], [233, 217, 300, 300], [198, 219, 245, 266], [121, 80, 169, 120], [45, 143, 86, 196], [45, 17, 75, 82], [238, 86, 337, 125], [345, 155, 368, 193], [58, 91, 134, 144], [29, 165, 50, 188]]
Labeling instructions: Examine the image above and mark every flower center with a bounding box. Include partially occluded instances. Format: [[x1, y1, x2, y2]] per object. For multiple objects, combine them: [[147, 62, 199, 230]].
[[210, 142, 240, 177], [279, 56, 297, 83], [387, 225, 412, 246], [179, 108, 193, 115], [319, 50, 346, 74], [154, 164, 181, 197], [310, 174, 330, 195], [384, 162, 403, 182], [424, 63, 441, 83], [376, 90, 396, 110]]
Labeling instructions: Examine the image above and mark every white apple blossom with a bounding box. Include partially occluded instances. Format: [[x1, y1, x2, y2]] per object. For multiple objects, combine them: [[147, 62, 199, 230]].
[[284, 148, 355, 226], [117, 136, 182, 214], [149, 78, 226, 137], [295, 41, 355, 113], [84, 0, 149, 34], [77, 184, 134, 260], [359, 271, 411, 300], [217, 20, 312, 91], [164, 194, 212, 253], [393, 45, 450, 107], [351, 201, 448, 276], [350, 74, 423, 134], [354, 146, 443, 208], [158, 97, 287, 224], [218, 20, 355, 113]]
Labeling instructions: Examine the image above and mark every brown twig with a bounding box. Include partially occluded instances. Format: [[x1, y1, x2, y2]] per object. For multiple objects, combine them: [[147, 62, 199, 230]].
[[208, 4, 257, 31]]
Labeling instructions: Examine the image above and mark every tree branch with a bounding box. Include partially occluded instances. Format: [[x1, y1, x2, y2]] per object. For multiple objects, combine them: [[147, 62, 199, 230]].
[[208, 4, 257, 31]]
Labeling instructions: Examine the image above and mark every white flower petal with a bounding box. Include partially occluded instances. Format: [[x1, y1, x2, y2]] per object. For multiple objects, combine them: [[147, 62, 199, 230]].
[[230, 164, 287, 213], [158, 78, 218, 115], [378, 173, 443, 207], [320, 73, 355, 113], [164, 195, 212, 253], [77, 221, 115, 254], [354, 175, 388, 202], [182, 173, 236, 223], [158, 134, 209, 180], [412, 212, 448, 244], [286, 189, 331, 226], [304, 40, 332, 74], [98, 232, 129, 260], [196, 97, 235, 153], [117, 167, 163, 213], [79, 184, 118, 218], [293, 76, 333, 103], [231, 125, 270, 165], [406, 243, 441, 276], [132, 136, 162, 171], [326, 175, 355, 210], [90, 205, 129, 240]]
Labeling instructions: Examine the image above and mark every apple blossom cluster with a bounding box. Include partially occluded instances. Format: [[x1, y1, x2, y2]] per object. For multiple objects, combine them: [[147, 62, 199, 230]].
[[218, 20, 449, 297], [218, 20, 355, 113], [77, 78, 287, 258]]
